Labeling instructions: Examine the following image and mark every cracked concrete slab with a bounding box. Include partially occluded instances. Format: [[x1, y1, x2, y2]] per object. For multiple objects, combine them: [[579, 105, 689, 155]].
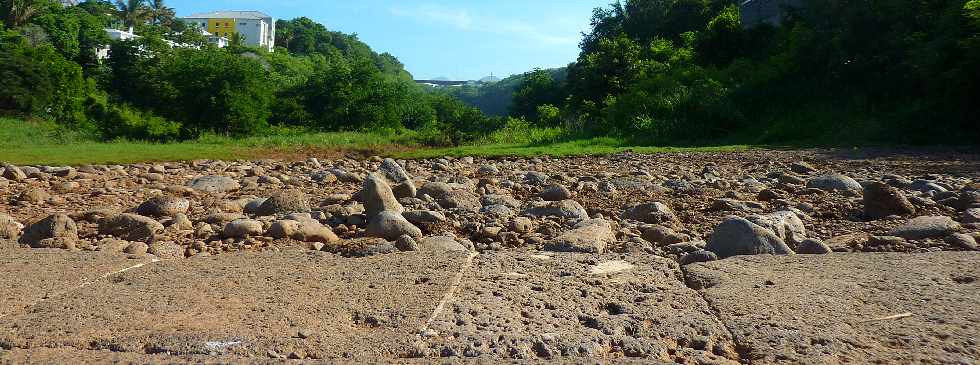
[[420, 252, 741, 363], [685, 252, 980, 364], [0, 248, 156, 319], [0, 250, 469, 360]]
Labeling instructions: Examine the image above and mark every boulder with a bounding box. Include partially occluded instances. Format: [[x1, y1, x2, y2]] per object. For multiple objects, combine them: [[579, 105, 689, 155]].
[[962, 208, 980, 224], [545, 219, 615, 254], [797, 239, 832, 254], [863, 182, 915, 219], [134, 196, 190, 217], [365, 211, 422, 241], [402, 210, 447, 226], [624, 202, 677, 225], [747, 211, 807, 246], [268, 220, 339, 243], [945, 233, 978, 251], [223, 219, 265, 238], [0, 214, 21, 240], [510, 217, 533, 234], [148, 241, 184, 260], [99, 214, 164, 242], [1, 163, 27, 181], [481, 194, 521, 208], [255, 189, 310, 216], [679, 250, 719, 265], [418, 182, 481, 211], [806, 174, 862, 192], [539, 184, 573, 201], [186, 175, 240, 193], [392, 181, 417, 199], [395, 235, 420, 251], [887, 216, 961, 240], [790, 161, 818, 175], [705, 217, 795, 259], [523, 200, 589, 220], [378, 158, 411, 183], [16, 188, 49, 204], [641, 224, 673, 244], [361, 175, 404, 218], [18, 214, 78, 248], [123, 242, 149, 255]]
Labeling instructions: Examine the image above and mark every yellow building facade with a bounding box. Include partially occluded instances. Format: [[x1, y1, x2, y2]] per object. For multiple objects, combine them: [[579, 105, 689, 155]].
[[207, 18, 237, 38]]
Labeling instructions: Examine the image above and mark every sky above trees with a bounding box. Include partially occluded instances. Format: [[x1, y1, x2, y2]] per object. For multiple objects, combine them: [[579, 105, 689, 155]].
[[167, 0, 605, 80]]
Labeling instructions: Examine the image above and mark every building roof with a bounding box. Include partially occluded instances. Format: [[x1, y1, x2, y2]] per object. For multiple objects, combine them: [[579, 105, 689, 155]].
[[183, 11, 272, 20]]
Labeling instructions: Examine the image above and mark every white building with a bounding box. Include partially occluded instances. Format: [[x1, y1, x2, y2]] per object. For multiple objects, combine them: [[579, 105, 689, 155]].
[[96, 27, 140, 59], [183, 11, 276, 51]]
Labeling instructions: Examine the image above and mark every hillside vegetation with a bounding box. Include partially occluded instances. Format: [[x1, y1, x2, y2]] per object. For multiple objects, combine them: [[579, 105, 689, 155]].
[[457, 0, 980, 146]]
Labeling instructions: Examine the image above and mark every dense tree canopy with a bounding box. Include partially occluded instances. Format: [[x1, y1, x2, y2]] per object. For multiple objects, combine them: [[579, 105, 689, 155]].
[[0, 0, 494, 144], [505, 0, 980, 144]]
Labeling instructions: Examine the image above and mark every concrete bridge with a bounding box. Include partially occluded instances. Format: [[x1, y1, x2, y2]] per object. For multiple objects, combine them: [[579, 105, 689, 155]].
[[415, 79, 469, 87]]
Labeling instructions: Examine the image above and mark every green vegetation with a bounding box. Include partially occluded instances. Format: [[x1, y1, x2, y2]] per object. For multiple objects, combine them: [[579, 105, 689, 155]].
[[1, 0, 496, 146], [0, 117, 748, 165], [0, 117, 419, 165], [455, 0, 980, 146]]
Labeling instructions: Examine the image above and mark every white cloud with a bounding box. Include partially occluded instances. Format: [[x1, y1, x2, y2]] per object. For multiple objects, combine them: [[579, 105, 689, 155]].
[[388, 3, 578, 46]]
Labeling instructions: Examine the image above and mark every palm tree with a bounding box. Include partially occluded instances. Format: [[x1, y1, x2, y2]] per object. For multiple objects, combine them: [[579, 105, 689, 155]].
[[115, 0, 148, 29], [147, 0, 174, 27], [1, 0, 41, 28]]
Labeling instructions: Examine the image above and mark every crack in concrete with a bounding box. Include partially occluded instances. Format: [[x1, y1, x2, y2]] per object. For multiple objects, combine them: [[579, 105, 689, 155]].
[[418, 252, 478, 335], [679, 265, 752, 365], [0, 258, 160, 321]]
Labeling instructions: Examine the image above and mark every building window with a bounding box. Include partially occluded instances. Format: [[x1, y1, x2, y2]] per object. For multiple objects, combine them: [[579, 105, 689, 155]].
[[225, 22, 230, 26], [241, 22, 247, 26]]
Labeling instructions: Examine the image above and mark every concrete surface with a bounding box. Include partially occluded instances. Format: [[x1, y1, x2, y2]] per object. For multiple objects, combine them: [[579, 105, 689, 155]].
[[0, 249, 469, 360], [0, 249, 156, 319], [1, 248, 978, 363], [421, 252, 740, 363], [685, 252, 980, 364]]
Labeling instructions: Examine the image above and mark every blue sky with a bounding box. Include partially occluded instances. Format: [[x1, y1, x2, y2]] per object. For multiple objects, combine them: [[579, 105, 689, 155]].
[[168, 0, 607, 80]]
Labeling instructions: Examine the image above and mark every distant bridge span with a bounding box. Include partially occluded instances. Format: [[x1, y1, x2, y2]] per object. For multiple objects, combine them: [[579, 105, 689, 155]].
[[415, 79, 468, 86]]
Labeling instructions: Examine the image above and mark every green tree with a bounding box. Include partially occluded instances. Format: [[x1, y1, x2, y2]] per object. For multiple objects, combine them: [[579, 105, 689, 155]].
[[1, 0, 45, 28], [0, 29, 90, 125], [146, 0, 173, 27], [114, 0, 147, 28], [510, 68, 567, 125]]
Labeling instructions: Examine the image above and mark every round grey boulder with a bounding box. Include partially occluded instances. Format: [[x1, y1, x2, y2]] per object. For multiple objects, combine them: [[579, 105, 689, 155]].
[[797, 239, 832, 254], [98, 213, 165, 242], [539, 184, 573, 201], [806, 174, 862, 192], [706, 217, 795, 259], [679, 250, 719, 265], [365, 211, 422, 241], [624, 202, 677, 225], [255, 189, 310, 216], [223, 219, 265, 238], [19, 214, 78, 248], [187, 175, 240, 193], [135, 196, 190, 217], [887, 216, 961, 240]]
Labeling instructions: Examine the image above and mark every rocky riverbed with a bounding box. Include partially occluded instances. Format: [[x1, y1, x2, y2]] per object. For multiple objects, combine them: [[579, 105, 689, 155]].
[[0, 149, 978, 363], [2, 149, 978, 260]]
